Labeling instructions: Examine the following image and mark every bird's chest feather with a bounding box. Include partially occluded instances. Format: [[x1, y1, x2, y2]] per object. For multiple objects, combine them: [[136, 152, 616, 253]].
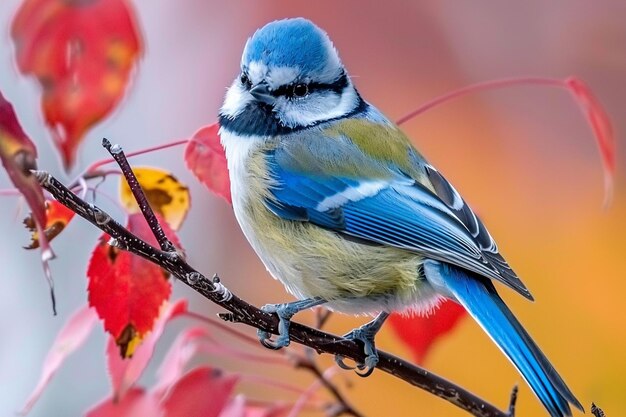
[[220, 130, 436, 314]]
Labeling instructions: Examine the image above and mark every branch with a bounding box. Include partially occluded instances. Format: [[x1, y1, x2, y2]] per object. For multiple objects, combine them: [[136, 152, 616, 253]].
[[507, 385, 518, 417], [33, 162, 513, 417], [102, 138, 176, 252], [591, 403, 606, 417]]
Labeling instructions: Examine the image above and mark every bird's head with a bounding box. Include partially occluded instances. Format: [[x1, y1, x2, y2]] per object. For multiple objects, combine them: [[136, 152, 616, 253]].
[[220, 18, 364, 136]]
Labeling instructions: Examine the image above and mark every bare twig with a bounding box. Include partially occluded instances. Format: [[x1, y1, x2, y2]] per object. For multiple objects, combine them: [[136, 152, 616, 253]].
[[301, 308, 360, 416], [32, 160, 513, 417], [591, 403, 606, 417], [315, 308, 333, 330], [101, 138, 175, 252], [507, 385, 518, 417], [293, 355, 362, 417]]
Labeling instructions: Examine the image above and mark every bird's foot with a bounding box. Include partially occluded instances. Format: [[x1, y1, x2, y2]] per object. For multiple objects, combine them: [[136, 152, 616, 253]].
[[257, 303, 294, 350], [334, 325, 380, 377], [334, 311, 389, 377], [257, 297, 326, 350]]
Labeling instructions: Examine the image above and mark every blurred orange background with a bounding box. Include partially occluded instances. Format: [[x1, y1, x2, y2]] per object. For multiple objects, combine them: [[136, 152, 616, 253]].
[[0, 2, 624, 416]]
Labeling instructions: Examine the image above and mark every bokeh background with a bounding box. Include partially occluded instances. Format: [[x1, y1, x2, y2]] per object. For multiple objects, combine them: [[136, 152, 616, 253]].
[[1, 1, 625, 416]]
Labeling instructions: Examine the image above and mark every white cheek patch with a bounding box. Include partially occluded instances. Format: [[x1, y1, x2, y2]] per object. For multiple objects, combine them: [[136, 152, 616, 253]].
[[221, 80, 252, 118]]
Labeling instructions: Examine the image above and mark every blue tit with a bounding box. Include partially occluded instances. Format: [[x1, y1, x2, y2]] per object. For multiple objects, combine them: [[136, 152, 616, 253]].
[[218, 18, 583, 417]]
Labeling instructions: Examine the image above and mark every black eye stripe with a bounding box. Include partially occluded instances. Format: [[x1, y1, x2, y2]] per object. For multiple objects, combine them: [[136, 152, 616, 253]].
[[271, 72, 349, 98]]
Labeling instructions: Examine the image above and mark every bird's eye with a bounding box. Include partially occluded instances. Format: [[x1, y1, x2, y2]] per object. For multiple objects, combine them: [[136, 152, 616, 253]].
[[291, 83, 308, 98], [240, 73, 251, 89]]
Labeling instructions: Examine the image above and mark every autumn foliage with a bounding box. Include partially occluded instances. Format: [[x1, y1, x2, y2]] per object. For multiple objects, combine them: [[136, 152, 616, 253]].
[[11, 0, 142, 169], [0, 2, 618, 417], [87, 213, 179, 357]]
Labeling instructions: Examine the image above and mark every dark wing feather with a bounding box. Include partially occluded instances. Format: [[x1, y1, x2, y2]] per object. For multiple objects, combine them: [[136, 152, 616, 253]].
[[424, 165, 531, 300]]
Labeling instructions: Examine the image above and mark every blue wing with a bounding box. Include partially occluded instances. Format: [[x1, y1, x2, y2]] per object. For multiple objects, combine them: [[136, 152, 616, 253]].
[[264, 131, 533, 300]]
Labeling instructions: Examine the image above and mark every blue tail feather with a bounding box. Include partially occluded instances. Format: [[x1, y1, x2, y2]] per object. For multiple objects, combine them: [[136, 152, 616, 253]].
[[434, 264, 583, 417]]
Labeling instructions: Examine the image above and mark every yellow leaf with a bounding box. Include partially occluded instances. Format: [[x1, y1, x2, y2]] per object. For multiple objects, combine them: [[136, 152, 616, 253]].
[[119, 167, 190, 230]]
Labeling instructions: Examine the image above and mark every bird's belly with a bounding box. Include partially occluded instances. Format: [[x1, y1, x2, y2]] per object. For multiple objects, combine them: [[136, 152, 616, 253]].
[[221, 131, 440, 315], [234, 194, 440, 315]]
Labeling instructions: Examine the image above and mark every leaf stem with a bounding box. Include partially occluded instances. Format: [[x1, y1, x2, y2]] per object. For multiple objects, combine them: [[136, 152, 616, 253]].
[[0, 188, 21, 196], [67, 139, 188, 190], [396, 77, 564, 125], [88, 139, 188, 172]]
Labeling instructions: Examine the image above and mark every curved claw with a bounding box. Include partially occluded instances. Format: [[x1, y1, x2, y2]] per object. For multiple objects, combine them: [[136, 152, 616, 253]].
[[355, 366, 376, 378], [335, 319, 384, 377], [260, 337, 286, 350], [354, 351, 379, 377], [334, 354, 357, 370], [257, 329, 285, 350], [333, 348, 378, 377]]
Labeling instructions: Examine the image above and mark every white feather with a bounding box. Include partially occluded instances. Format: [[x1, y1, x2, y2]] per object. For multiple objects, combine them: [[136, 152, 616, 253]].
[[316, 180, 387, 211], [266, 66, 299, 89], [221, 81, 251, 119], [247, 61, 268, 85], [219, 128, 265, 202]]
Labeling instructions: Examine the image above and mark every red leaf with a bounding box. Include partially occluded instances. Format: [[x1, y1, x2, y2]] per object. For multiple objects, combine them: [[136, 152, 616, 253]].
[[1, 91, 57, 310], [0, 92, 47, 245], [184, 123, 231, 203], [87, 213, 181, 357], [565, 77, 616, 205], [107, 299, 187, 401], [85, 388, 161, 417], [24, 199, 76, 249], [10, 0, 143, 169], [388, 300, 466, 364], [161, 367, 239, 417], [21, 305, 98, 414]]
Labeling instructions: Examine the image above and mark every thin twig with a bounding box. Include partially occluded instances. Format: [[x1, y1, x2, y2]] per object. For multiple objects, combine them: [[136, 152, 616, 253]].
[[591, 403, 606, 417], [315, 308, 333, 330], [102, 138, 175, 252], [507, 385, 518, 417], [33, 167, 513, 417], [293, 357, 362, 417], [68, 138, 188, 189], [303, 308, 361, 416], [240, 373, 310, 396], [287, 368, 336, 417]]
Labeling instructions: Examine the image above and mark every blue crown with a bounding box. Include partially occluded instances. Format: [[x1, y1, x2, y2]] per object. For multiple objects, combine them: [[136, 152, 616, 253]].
[[242, 18, 339, 78]]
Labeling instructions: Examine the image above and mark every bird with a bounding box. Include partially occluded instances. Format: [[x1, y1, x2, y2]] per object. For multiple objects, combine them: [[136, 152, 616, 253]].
[[218, 17, 583, 417]]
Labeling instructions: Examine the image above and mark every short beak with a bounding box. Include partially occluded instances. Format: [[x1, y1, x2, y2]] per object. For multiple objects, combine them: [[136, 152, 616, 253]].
[[249, 83, 275, 105]]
